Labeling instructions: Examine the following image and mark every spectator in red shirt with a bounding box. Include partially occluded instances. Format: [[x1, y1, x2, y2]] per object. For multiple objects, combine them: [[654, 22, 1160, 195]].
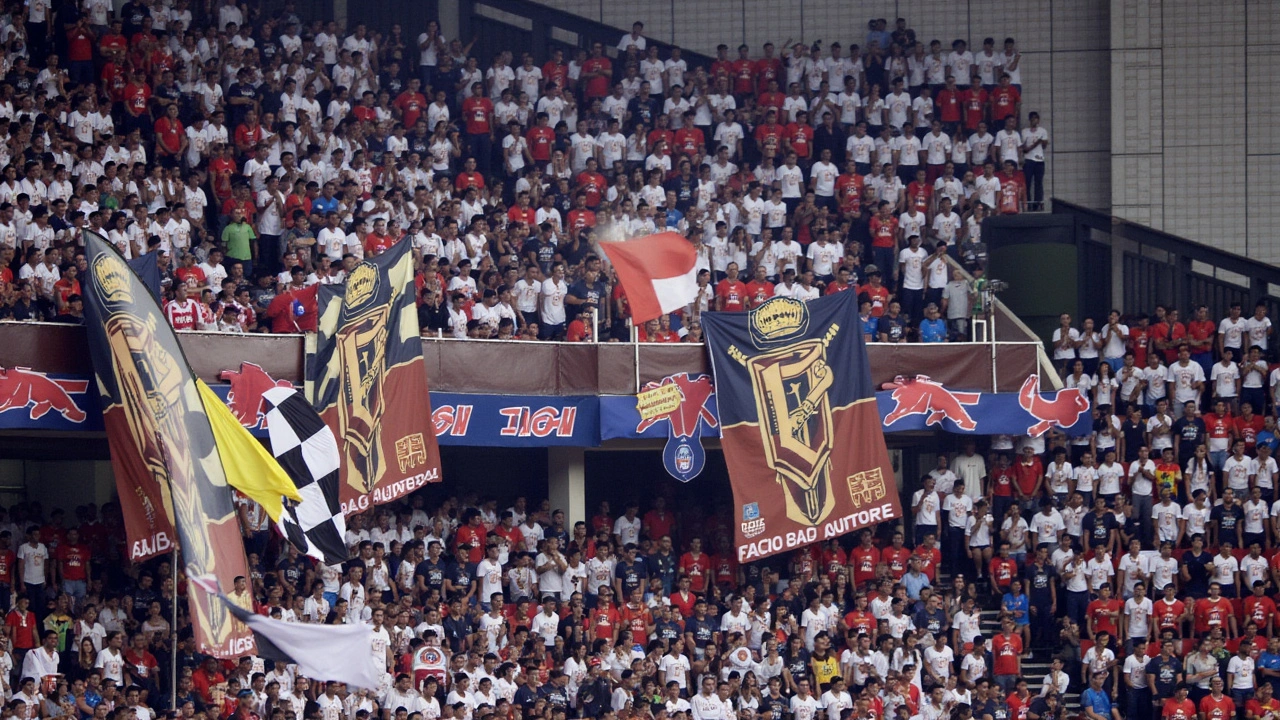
[[990, 73, 1021, 125], [526, 113, 556, 163], [677, 538, 712, 594], [784, 111, 815, 164], [868, 204, 899, 289], [580, 43, 612, 100], [641, 498, 674, 542], [574, 158, 606, 209], [454, 157, 485, 192], [363, 219, 394, 256], [858, 266, 891, 317], [731, 46, 754, 96], [1013, 445, 1044, 507], [53, 527, 90, 605], [460, 83, 494, 174], [715, 263, 747, 311], [393, 79, 427, 128], [121, 69, 151, 135], [754, 44, 783, 97], [5, 595, 35, 650], [263, 283, 318, 333], [960, 76, 988, 132], [991, 617, 1023, 687], [1187, 305, 1216, 369]]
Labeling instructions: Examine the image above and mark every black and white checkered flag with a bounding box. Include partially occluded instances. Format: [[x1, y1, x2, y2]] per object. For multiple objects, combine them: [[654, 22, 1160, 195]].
[[262, 387, 349, 566]]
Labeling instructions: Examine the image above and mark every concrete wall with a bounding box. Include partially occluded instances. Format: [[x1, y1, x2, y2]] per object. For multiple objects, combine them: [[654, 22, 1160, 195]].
[[1111, 0, 1277, 262], [529, 0, 1112, 213]]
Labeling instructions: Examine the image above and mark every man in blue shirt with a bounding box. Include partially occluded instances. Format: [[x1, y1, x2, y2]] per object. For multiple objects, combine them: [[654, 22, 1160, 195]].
[[1081, 671, 1120, 720], [902, 555, 931, 600], [919, 303, 947, 342], [1258, 416, 1280, 455], [1258, 634, 1280, 695]]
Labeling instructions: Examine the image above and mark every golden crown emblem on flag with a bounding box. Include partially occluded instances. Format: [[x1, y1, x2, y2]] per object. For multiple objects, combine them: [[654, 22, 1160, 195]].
[[749, 297, 809, 348], [344, 263, 380, 309], [92, 253, 133, 305]]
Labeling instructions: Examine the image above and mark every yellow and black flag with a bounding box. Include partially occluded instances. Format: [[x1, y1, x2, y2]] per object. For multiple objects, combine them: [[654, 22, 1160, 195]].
[[81, 230, 257, 659], [305, 238, 440, 513]]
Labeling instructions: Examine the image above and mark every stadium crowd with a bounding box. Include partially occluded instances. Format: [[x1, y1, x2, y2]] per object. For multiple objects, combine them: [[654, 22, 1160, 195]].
[[0, 4, 1038, 343], [22, 5, 1280, 720]]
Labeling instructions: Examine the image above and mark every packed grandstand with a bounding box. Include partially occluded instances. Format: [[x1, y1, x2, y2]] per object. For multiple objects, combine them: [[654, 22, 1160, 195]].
[[1, 6, 1275, 720]]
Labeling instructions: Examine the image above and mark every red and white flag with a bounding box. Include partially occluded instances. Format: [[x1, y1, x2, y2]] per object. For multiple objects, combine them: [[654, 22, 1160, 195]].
[[600, 232, 698, 325]]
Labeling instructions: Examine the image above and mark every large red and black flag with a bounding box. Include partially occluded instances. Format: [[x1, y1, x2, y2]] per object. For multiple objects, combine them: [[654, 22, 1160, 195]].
[[701, 291, 902, 563], [81, 230, 255, 658], [305, 239, 441, 514]]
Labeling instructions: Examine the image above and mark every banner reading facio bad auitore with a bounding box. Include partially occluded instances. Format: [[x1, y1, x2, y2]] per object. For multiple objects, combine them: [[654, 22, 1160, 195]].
[[701, 291, 902, 563], [306, 239, 441, 515]]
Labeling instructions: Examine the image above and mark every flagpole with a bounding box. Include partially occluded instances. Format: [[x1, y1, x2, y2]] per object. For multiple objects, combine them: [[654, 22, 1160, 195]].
[[171, 545, 178, 712]]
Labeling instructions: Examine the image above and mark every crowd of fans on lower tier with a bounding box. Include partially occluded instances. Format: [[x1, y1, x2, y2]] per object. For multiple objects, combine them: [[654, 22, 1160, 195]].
[[16, 425, 1280, 720], [0, 2, 1036, 343]]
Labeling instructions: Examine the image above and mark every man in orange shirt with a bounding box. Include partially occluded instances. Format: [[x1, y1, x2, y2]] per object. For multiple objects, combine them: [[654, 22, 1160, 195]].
[[460, 82, 494, 174], [1245, 682, 1280, 720], [858, 266, 891, 317], [835, 160, 865, 218], [1161, 684, 1196, 720], [714, 263, 747, 311], [868, 203, 899, 290], [1194, 582, 1237, 636], [677, 538, 712, 594], [581, 43, 612, 99], [849, 531, 879, 588], [880, 532, 912, 581], [744, 264, 774, 309], [990, 73, 1021, 127], [1086, 583, 1121, 640]]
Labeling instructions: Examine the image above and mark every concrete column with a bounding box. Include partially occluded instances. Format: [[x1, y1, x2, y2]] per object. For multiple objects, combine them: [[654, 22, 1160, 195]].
[[439, 0, 461, 45], [548, 447, 586, 527]]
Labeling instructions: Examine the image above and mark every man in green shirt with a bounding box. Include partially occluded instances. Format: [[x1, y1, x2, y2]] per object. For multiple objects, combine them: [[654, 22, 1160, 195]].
[[221, 206, 257, 277]]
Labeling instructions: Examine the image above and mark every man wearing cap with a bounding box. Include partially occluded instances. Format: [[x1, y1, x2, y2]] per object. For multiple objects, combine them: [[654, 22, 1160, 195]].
[[232, 688, 260, 720], [1082, 671, 1120, 720], [857, 266, 890, 318]]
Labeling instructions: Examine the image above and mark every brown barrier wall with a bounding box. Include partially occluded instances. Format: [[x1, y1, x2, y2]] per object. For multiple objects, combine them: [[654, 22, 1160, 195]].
[[0, 324, 1037, 394]]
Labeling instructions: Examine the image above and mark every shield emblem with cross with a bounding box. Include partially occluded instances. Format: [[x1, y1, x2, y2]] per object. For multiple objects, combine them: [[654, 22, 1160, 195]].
[[747, 339, 835, 527]]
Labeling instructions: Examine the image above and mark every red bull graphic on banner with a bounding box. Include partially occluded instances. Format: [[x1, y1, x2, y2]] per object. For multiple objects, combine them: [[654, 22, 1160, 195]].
[[881, 376, 982, 430], [221, 362, 293, 429], [0, 370, 1091, 444], [1018, 375, 1091, 436], [0, 368, 89, 424], [634, 373, 718, 482]]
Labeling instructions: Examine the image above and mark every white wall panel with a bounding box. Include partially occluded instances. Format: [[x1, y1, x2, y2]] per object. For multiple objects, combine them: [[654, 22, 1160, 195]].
[[1247, 0, 1280, 48], [742, 0, 803, 57], [1052, 0, 1109, 52], [1248, 157, 1280, 263], [671, 0, 743, 55], [1161, 46, 1245, 148], [1161, 0, 1240, 48], [1050, 51, 1110, 153], [1111, 0, 1162, 50], [1247, 46, 1280, 155], [969, 0, 1052, 53], [1048, 151, 1107, 209]]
